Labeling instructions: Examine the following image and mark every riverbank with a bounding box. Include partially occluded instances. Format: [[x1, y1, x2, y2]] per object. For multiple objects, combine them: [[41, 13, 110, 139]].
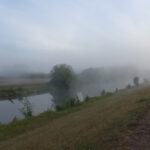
[[0, 78, 50, 100], [0, 85, 150, 149]]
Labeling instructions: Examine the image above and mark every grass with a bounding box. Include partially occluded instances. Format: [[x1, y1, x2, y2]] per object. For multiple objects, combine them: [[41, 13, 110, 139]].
[[0, 85, 150, 150], [0, 99, 91, 141], [56, 98, 81, 111], [0, 78, 50, 99], [73, 93, 150, 150], [0, 85, 50, 100]]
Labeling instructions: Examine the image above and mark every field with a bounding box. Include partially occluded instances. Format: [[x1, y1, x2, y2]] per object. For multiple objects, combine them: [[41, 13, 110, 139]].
[[0, 78, 50, 99], [0, 84, 150, 149], [0, 78, 49, 87]]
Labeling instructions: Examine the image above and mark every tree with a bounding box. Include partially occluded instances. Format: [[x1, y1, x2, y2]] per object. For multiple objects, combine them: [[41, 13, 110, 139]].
[[126, 84, 131, 89], [133, 76, 139, 86], [101, 89, 106, 96], [49, 64, 76, 104]]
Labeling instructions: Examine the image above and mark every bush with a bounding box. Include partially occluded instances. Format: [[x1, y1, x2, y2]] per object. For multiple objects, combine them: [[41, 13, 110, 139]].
[[101, 90, 106, 96], [20, 98, 33, 118], [126, 84, 131, 89], [56, 97, 80, 112], [106, 92, 113, 96], [133, 76, 139, 86], [12, 117, 19, 123], [55, 105, 65, 112], [85, 96, 90, 102]]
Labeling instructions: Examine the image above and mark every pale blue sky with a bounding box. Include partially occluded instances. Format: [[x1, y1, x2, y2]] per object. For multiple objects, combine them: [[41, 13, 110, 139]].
[[0, 0, 150, 73]]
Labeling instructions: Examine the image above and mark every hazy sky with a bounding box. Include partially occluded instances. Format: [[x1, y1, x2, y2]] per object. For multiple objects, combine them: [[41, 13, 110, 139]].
[[0, 0, 150, 73]]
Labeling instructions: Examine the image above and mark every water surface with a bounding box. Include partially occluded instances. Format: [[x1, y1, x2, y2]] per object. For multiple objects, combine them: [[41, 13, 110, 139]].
[[0, 93, 54, 124]]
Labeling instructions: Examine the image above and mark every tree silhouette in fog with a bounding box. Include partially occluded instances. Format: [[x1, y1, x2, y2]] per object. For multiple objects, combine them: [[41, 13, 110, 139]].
[[133, 76, 139, 86], [49, 64, 75, 104]]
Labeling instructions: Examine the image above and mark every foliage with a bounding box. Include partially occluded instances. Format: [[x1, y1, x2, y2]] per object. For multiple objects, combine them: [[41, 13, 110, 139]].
[[133, 76, 139, 86], [20, 98, 33, 118], [0, 86, 49, 100], [49, 64, 76, 104], [126, 84, 131, 89], [101, 89, 106, 96], [85, 96, 90, 102], [56, 97, 80, 111], [50, 64, 75, 91], [12, 117, 19, 123], [106, 92, 113, 96]]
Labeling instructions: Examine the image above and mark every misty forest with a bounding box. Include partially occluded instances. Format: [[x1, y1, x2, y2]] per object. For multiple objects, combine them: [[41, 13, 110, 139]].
[[1, 1, 150, 150]]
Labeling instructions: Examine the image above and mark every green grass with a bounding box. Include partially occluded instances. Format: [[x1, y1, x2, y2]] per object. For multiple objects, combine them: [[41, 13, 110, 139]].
[[74, 98, 150, 150], [0, 86, 50, 100], [0, 94, 113, 142], [0, 85, 150, 150], [0, 78, 50, 99], [0, 111, 64, 141]]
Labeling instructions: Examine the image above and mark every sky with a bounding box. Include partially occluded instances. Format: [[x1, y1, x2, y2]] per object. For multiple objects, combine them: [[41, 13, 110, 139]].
[[0, 0, 150, 73]]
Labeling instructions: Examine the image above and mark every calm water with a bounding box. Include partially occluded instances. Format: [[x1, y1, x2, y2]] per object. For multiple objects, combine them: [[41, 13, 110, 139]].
[[0, 93, 55, 124]]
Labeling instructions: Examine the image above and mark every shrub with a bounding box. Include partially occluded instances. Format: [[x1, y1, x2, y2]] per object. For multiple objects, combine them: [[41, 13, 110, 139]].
[[55, 105, 65, 112], [106, 92, 113, 96], [85, 96, 90, 102], [101, 89, 106, 96], [56, 97, 80, 112], [12, 117, 19, 122], [133, 76, 139, 86], [126, 84, 131, 89], [20, 98, 33, 118]]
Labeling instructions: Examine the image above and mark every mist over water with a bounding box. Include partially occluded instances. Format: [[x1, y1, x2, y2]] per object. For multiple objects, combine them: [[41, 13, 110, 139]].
[[74, 66, 137, 97]]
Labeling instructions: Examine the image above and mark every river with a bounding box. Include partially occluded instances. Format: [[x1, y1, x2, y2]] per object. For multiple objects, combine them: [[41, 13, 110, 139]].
[[0, 93, 54, 124]]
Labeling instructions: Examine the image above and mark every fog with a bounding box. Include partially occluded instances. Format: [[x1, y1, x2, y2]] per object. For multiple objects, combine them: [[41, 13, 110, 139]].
[[0, 0, 150, 83], [74, 65, 147, 97]]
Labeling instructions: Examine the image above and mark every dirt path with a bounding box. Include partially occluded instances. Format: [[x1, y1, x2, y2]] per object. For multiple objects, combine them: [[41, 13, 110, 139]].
[[128, 110, 150, 150]]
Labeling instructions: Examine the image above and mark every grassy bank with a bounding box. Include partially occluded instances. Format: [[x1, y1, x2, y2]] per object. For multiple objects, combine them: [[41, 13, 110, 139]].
[[0, 86, 50, 100], [0, 85, 150, 150], [0, 78, 50, 100]]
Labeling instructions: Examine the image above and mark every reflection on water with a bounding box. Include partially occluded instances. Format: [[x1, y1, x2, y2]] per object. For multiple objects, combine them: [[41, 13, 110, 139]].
[[0, 93, 54, 124]]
